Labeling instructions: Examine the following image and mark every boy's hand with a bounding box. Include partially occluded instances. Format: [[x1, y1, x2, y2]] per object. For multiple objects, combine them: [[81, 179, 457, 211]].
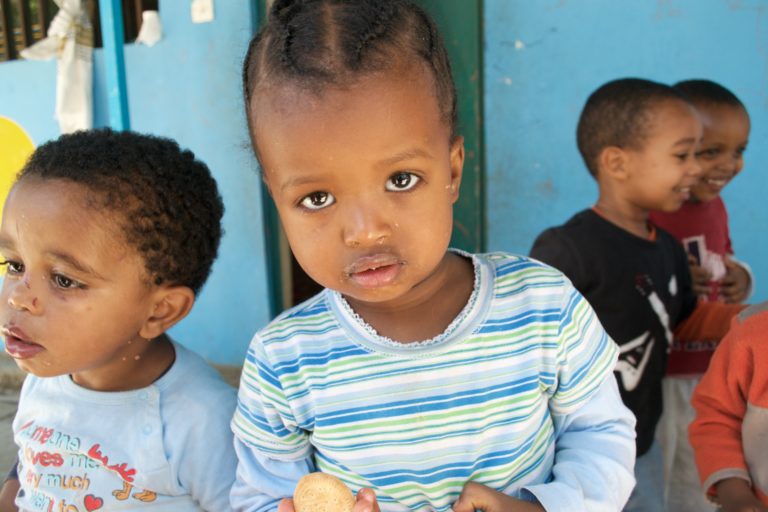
[[452, 482, 545, 512], [687, 254, 712, 296], [0, 478, 19, 512], [721, 258, 751, 304], [277, 488, 380, 512], [716, 477, 768, 512]]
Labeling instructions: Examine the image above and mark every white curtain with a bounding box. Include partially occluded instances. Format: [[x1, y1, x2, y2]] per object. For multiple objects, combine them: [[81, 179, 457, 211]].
[[21, 0, 94, 134]]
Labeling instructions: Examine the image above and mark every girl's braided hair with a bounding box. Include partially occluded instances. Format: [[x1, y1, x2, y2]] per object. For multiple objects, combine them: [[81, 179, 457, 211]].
[[243, 0, 457, 145]]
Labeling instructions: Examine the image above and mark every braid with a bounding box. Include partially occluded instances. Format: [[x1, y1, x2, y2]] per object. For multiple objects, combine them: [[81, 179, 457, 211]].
[[272, 0, 305, 71], [351, 1, 398, 66], [243, 0, 457, 137]]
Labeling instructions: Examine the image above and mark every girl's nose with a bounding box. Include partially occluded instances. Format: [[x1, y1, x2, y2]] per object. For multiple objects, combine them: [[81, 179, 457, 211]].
[[342, 202, 392, 248]]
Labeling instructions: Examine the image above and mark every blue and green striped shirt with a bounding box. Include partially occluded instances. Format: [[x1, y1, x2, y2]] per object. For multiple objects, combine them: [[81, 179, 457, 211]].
[[232, 252, 635, 511]]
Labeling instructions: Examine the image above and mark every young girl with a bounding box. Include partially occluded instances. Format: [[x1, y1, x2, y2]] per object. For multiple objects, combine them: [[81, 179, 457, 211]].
[[231, 1, 636, 511], [0, 129, 237, 511]]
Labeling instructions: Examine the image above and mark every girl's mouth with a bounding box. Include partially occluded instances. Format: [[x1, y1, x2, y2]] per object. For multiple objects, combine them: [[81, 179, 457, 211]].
[[345, 254, 404, 288], [2, 327, 44, 359], [350, 264, 402, 288]]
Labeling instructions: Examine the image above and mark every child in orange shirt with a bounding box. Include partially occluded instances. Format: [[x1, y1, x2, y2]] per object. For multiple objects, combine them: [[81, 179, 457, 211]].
[[689, 303, 768, 511]]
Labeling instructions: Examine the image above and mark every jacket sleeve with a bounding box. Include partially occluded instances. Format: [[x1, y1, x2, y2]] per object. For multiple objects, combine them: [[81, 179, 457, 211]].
[[689, 318, 753, 498], [520, 279, 636, 511], [673, 300, 745, 344], [522, 377, 637, 511], [230, 439, 314, 512]]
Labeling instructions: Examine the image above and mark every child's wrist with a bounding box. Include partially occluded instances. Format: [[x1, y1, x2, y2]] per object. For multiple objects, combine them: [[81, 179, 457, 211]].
[[715, 477, 757, 506]]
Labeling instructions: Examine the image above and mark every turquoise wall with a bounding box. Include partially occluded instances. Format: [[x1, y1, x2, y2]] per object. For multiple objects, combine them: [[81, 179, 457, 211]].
[[0, 2, 269, 365], [484, 1, 768, 301], [4, 1, 767, 366]]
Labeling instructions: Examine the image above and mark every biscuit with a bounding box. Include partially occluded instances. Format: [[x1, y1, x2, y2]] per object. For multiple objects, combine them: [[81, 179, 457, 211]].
[[293, 472, 355, 512]]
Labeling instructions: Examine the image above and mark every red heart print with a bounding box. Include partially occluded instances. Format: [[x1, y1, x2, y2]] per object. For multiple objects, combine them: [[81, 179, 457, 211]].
[[84, 494, 104, 511]]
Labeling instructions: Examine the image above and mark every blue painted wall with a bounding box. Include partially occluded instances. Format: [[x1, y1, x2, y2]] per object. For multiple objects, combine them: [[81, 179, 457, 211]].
[[0, 2, 269, 365], [5, 1, 767, 366], [0, 59, 58, 142], [484, 1, 768, 301]]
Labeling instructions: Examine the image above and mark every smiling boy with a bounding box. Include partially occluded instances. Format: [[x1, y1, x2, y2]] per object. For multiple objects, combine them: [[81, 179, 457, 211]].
[[650, 79, 753, 512]]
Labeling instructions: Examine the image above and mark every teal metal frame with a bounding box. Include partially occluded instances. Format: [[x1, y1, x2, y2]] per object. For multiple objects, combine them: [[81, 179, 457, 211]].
[[99, 0, 130, 130]]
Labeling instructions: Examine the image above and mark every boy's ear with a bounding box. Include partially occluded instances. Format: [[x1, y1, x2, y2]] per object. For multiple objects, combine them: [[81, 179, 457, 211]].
[[449, 135, 465, 203], [139, 285, 196, 340], [598, 146, 630, 181]]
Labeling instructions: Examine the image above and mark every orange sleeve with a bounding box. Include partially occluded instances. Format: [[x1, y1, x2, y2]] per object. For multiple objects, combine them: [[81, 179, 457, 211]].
[[673, 299, 746, 343], [688, 318, 754, 497]]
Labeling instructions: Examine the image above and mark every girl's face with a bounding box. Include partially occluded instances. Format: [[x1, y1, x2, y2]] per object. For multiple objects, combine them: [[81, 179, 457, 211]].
[[0, 178, 162, 390], [252, 66, 464, 309]]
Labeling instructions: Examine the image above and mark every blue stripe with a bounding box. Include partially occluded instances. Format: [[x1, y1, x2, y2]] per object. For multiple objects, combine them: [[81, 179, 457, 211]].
[[316, 376, 539, 424]]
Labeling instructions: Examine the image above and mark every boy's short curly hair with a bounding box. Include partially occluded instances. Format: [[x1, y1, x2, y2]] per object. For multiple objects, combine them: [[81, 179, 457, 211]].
[[577, 78, 689, 177], [18, 128, 224, 295], [673, 79, 746, 111]]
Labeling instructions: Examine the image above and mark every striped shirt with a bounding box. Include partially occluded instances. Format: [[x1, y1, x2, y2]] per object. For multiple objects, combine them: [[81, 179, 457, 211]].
[[232, 252, 620, 511]]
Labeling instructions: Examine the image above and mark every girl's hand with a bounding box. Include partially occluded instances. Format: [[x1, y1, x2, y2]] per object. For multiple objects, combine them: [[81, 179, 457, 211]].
[[716, 478, 768, 512], [721, 258, 751, 304], [277, 488, 380, 512], [687, 254, 712, 297], [452, 481, 545, 512], [353, 488, 380, 512]]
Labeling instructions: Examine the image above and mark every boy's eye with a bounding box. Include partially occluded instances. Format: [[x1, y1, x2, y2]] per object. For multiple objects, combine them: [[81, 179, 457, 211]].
[[0, 260, 24, 276], [735, 146, 747, 157], [696, 148, 720, 160], [385, 172, 420, 192], [52, 273, 83, 290], [299, 191, 335, 211]]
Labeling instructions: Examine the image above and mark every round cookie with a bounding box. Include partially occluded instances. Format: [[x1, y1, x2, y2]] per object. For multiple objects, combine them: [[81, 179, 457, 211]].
[[293, 472, 355, 512]]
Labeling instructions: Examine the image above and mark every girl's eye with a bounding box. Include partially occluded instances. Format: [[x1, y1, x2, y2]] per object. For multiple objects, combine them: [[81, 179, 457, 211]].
[[52, 274, 83, 290], [299, 191, 335, 211], [0, 260, 24, 276], [385, 172, 420, 192]]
